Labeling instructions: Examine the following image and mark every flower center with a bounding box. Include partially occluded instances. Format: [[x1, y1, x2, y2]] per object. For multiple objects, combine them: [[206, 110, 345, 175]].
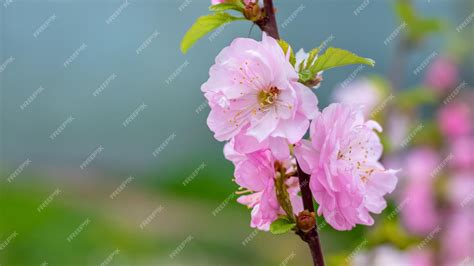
[[258, 86, 280, 108]]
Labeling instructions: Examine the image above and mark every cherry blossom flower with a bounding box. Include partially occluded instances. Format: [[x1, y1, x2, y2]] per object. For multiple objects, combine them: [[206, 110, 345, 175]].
[[332, 78, 383, 118], [401, 148, 439, 235], [451, 137, 474, 170], [424, 56, 459, 93], [202, 33, 318, 144], [442, 210, 474, 265], [437, 102, 472, 139], [295, 103, 398, 230], [224, 140, 303, 230]]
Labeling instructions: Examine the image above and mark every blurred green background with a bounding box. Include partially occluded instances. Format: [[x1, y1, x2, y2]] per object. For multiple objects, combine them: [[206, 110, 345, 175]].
[[1, 0, 473, 265]]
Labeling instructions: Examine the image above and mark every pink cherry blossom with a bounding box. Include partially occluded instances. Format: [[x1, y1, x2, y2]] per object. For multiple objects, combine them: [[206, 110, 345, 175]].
[[401, 182, 439, 235], [424, 56, 459, 93], [202, 33, 318, 144], [332, 78, 383, 118], [451, 137, 474, 170], [437, 102, 472, 139], [442, 210, 474, 265], [224, 140, 302, 230], [401, 148, 439, 235], [404, 148, 440, 181], [295, 103, 398, 230], [447, 171, 473, 207]]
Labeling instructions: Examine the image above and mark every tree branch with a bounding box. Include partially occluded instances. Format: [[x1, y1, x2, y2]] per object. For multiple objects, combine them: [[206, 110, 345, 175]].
[[256, 1, 324, 264], [255, 0, 280, 40], [296, 161, 325, 266]]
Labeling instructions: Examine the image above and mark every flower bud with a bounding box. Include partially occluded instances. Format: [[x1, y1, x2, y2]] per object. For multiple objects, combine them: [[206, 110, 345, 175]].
[[243, 2, 264, 22], [297, 210, 316, 232]]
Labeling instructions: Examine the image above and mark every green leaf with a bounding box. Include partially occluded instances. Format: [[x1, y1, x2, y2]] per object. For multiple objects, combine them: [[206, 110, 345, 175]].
[[209, 2, 244, 13], [396, 86, 438, 110], [311, 47, 375, 73], [270, 218, 296, 234], [180, 13, 244, 54], [395, 1, 443, 42], [395, 1, 416, 25], [304, 47, 320, 69], [277, 39, 296, 66]]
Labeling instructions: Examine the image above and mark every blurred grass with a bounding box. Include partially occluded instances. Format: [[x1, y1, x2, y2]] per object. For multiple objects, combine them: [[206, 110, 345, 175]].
[[1, 169, 378, 265]]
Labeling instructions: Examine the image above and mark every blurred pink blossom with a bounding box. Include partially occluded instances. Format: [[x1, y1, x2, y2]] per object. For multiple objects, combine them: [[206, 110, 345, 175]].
[[424, 56, 459, 93], [451, 137, 474, 170], [405, 148, 440, 181], [447, 171, 474, 207], [295, 103, 398, 230], [437, 102, 471, 139], [401, 182, 439, 235], [401, 148, 440, 235], [332, 78, 382, 118], [442, 211, 474, 265]]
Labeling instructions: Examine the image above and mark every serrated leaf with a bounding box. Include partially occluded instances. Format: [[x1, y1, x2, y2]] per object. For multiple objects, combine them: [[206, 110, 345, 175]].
[[311, 47, 375, 73], [180, 13, 244, 54], [304, 47, 320, 69], [209, 2, 244, 12], [270, 218, 296, 234], [277, 39, 296, 66]]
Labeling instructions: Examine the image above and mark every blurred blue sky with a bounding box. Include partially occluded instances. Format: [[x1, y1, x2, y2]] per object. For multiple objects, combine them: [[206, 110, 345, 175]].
[[1, 0, 471, 177]]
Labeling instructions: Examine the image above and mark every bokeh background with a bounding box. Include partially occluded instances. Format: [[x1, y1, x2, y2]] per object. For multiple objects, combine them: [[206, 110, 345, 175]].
[[1, 0, 473, 265]]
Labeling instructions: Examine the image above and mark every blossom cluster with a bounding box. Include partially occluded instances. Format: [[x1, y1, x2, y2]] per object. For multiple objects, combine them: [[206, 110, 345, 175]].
[[201, 33, 398, 231]]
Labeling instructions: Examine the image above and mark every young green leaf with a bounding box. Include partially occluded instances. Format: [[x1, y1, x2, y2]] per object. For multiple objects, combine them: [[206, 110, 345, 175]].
[[270, 217, 296, 234], [277, 39, 296, 66], [209, 2, 244, 13], [395, 1, 443, 42], [310, 47, 375, 73], [304, 47, 320, 69], [180, 13, 245, 54]]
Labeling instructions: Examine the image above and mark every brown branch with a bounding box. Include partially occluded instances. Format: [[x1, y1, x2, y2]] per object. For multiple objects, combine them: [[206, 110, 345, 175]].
[[296, 161, 325, 266], [255, 0, 280, 40], [256, 1, 324, 264]]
